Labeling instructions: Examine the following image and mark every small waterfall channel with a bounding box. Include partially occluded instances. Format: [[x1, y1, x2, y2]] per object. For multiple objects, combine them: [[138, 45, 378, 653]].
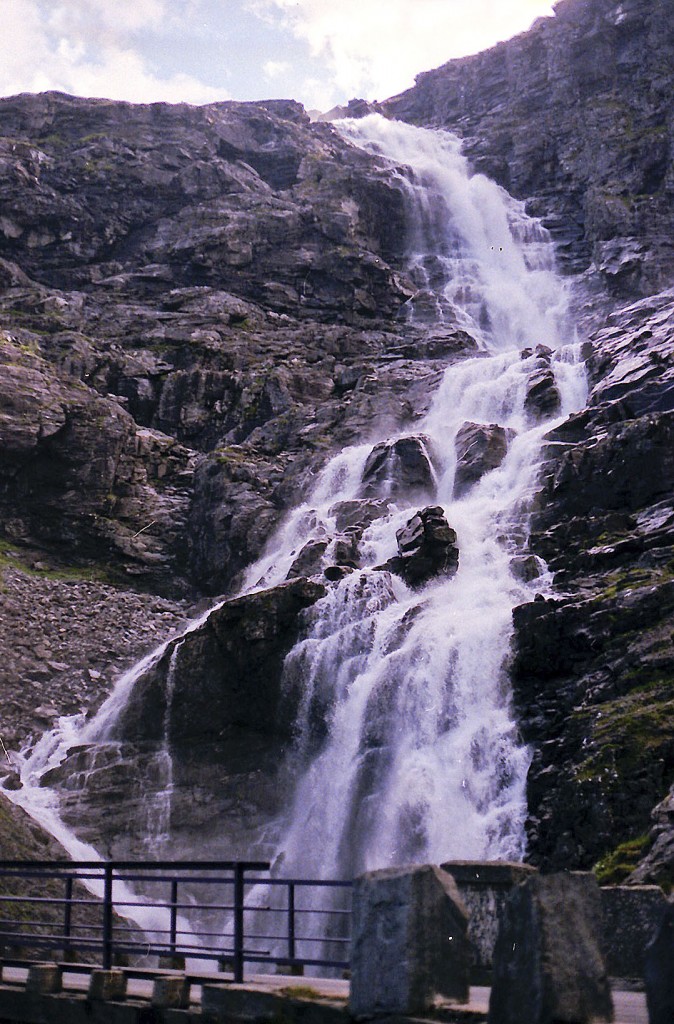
[[2, 115, 587, 964]]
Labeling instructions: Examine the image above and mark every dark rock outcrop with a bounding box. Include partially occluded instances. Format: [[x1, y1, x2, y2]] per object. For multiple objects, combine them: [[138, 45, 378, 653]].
[[42, 576, 327, 859], [522, 345, 562, 422], [385, 506, 459, 587], [117, 576, 327, 746], [361, 435, 436, 501], [453, 421, 511, 497], [510, 289, 674, 874]]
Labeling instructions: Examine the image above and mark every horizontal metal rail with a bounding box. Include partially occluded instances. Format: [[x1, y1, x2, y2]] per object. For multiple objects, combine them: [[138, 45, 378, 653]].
[[0, 860, 352, 980]]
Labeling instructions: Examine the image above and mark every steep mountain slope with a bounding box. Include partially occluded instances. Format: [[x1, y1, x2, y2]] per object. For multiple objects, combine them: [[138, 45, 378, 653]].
[[0, 0, 673, 884]]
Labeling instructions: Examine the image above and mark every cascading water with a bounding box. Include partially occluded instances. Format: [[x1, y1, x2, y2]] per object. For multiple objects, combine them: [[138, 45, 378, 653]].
[[2, 114, 587, 966], [242, 116, 587, 883]]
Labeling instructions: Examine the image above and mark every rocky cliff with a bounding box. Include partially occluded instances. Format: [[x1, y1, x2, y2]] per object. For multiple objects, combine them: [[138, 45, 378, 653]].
[[383, 0, 674, 302], [1, 0, 673, 886]]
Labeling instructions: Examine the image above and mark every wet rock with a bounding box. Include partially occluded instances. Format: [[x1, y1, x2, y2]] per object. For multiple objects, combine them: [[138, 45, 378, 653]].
[[328, 498, 390, 533], [361, 435, 436, 501], [115, 577, 327, 746], [454, 421, 512, 497], [523, 346, 561, 422], [386, 506, 459, 587], [324, 565, 354, 582], [330, 530, 361, 568], [350, 864, 470, 1016], [510, 554, 543, 582], [286, 539, 328, 579], [488, 873, 613, 1024]]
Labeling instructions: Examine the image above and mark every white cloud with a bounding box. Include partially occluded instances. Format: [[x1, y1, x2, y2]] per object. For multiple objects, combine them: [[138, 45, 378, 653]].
[[0, 0, 226, 104], [0, 0, 558, 111], [254, 0, 556, 104], [264, 59, 291, 79]]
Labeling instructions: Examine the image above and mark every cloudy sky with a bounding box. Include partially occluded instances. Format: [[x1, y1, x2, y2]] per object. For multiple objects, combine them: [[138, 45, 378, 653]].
[[0, 0, 557, 113]]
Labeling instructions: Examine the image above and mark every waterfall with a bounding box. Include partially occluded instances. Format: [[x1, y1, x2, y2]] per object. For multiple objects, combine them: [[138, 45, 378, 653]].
[[243, 116, 587, 882], [2, 115, 587, 966]]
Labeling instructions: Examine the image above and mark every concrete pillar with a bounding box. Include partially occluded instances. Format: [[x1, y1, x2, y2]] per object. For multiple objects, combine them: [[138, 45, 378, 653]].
[[88, 969, 128, 1001], [151, 975, 190, 1009], [644, 897, 674, 1024], [25, 963, 62, 995], [601, 885, 667, 981], [488, 872, 614, 1024], [441, 860, 537, 980], [350, 864, 470, 1017]]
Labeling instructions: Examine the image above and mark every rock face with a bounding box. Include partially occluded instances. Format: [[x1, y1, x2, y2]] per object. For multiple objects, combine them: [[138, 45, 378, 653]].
[[0, 90, 443, 600], [629, 783, 674, 889], [1, 0, 674, 885], [510, 289, 674, 874], [350, 865, 470, 1016], [488, 873, 613, 1024], [383, 0, 674, 297], [41, 577, 327, 859]]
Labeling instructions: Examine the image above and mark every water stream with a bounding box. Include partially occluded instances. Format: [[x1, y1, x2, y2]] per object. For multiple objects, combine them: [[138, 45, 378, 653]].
[[2, 115, 587, 961]]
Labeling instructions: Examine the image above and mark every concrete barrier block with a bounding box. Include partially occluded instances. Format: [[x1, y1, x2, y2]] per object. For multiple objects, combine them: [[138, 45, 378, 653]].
[[441, 860, 538, 978], [644, 897, 674, 1024], [88, 968, 128, 1002], [152, 975, 190, 1009], [25, 962, 63, 994], [488, 872, 614, 1024], [601, 885, 667, 980], [350, 863, 470, 1016]]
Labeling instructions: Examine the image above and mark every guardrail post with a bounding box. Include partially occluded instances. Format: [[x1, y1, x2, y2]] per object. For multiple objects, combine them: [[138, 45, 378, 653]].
[[288, 882, 303, 975], [233, 864, 244, 983], [63, 875, 73, 961], [170, 878, 179, 960], [102, 863, 113, 970]]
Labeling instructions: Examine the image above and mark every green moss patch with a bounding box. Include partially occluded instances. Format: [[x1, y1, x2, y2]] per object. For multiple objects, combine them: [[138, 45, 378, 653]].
[[574, 680, 674, 781], [593, 834, 651, 885]]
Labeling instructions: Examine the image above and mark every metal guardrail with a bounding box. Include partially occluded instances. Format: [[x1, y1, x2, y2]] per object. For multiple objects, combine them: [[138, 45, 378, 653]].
[[0, 861, 352, 981]]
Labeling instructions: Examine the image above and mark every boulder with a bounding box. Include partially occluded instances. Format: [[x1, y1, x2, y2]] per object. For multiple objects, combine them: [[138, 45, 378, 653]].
[[644, 898, 674, 1024], [488, 872, 613, 1024], [386, 506, 459, 587], [350, 864, 470, 1016], [361, 435, 435, 500], [454, 421, 511, 497]]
